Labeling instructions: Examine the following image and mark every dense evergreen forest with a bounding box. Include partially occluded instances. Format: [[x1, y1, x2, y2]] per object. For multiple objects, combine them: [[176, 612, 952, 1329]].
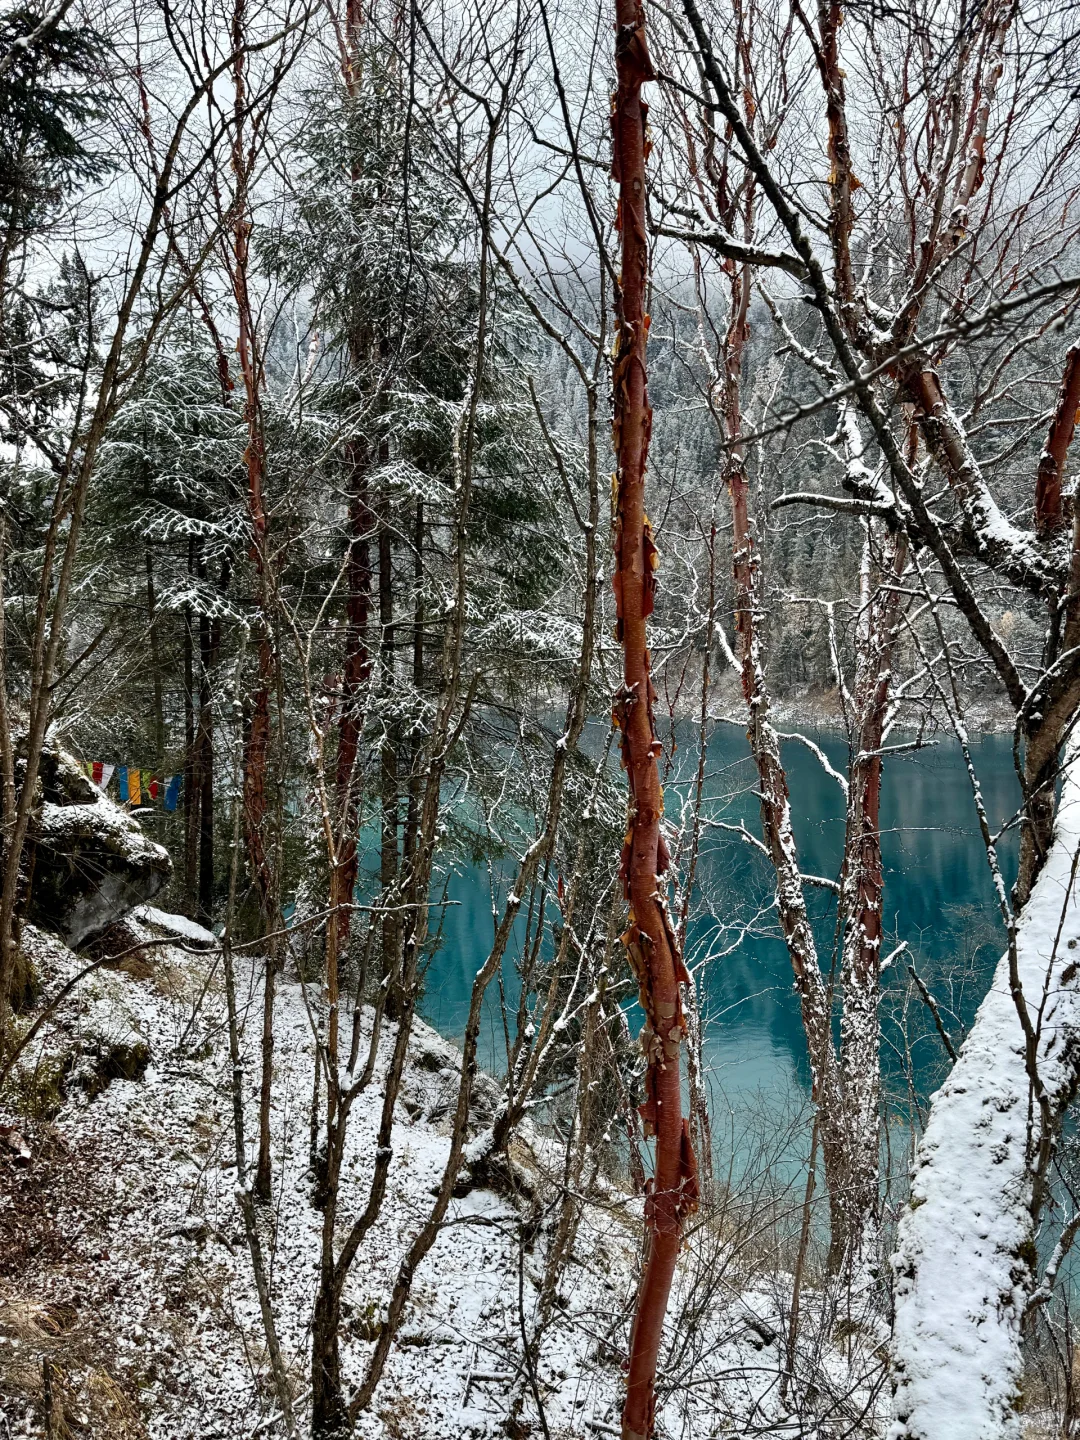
[[3, 0, 1080, 1436]]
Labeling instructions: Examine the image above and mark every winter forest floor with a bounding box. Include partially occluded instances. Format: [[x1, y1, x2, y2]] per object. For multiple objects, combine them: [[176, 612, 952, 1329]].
[[1, 915, 894, 1439]]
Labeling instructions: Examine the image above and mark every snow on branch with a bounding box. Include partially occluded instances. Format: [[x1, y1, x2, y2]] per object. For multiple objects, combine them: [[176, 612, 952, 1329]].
[[654, 220, 808, 278], [901, 361, 1055, 596], [771, 491, 894, 519], [775, 731, 849, 798]]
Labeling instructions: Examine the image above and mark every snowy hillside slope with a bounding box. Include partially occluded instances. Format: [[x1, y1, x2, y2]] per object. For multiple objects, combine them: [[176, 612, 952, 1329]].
[[1, 920, 884, 1438]]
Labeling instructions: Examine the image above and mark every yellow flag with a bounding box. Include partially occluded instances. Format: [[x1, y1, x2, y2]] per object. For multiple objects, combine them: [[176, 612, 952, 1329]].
[[129, 768, 142, 806]]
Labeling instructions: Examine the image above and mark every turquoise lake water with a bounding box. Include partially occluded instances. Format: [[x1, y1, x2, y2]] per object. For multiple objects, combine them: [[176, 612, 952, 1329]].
[[416, 723, 1021, 1129]]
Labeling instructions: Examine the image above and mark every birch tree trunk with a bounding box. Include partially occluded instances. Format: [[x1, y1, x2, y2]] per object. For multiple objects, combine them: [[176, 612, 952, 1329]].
[[719, 258, 851, 1250], [837, 529, 907, 1278]]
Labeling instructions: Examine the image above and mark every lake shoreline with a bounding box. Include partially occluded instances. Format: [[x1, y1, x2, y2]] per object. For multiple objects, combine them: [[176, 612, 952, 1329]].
[[699, 684, 1015, 736], [639, 652, 1016, 733]]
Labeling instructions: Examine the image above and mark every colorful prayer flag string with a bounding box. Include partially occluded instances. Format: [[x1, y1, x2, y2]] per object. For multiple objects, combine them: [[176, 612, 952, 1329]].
[[87, 762, 182, 809]]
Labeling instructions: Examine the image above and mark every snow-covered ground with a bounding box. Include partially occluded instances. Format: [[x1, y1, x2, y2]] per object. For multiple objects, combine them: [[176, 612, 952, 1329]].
[[1, 916, 885, 1438]]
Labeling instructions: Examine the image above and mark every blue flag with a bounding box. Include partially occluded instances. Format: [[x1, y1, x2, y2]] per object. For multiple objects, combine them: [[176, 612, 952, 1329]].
[[164, 774, 182, 812], [117, 766, 129, 803]]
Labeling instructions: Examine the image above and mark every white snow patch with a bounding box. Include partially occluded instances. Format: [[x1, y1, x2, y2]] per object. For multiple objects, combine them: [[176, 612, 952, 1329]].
[[134, 905, 217, 948]]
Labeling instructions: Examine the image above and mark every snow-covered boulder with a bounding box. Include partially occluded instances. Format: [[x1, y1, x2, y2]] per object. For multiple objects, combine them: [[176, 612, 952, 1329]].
[[134, 905, 216, 950], [23, 744, 171, 947]]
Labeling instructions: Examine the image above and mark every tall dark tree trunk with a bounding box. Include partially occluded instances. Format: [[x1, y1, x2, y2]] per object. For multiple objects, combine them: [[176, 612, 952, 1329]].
[[331, 0, 374, 978], [309, 5, 377, 1398], [611, 6, 698, 1436], [252, 763, 276, 1204], [401, 497, 424, 921], [145, 545, 166, 777], [226, 0, 280, 1206], [311, 1277, 346, 1437], [329, 439, 373, 1066], [378, 486, 402, 1017], [193, 538, 217, 926], [183, 558, 198, 916], [197, 622, 215, 923], [334, 447, 372, 934], [310, 427, 373, 1439]]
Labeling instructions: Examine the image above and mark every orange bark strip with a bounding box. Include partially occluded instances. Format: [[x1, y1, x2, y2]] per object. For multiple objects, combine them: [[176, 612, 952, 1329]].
[[1036, 344, 1080, 538], [611, 4, 697, 1437], [817, 0, 858, 319]]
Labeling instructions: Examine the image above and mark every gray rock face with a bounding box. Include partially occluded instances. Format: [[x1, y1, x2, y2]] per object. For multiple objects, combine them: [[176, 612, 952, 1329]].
[[26, 745, 172, 947]]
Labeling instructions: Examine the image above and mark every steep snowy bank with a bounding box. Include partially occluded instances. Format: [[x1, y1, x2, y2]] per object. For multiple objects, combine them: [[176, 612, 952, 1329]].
[[890, 748, 1080, 1439], [2, 929, 630, 1436]]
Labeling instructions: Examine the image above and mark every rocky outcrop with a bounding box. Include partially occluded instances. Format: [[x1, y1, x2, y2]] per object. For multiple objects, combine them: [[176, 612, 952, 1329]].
[[23, 744, 171, 948]]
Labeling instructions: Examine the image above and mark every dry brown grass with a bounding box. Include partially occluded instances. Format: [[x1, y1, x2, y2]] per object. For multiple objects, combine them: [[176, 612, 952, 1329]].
[[0, 1122, 149, 1440], [0, 1293, 147, 1439]]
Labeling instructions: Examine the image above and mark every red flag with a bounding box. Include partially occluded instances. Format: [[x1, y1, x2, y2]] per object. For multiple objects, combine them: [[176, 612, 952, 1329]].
[[92, 761, 103, 785]]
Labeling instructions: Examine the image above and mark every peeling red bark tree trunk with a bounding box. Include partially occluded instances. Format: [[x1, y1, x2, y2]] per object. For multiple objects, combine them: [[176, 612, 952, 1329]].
[[611, 7, 698, 1437], [817, 0, 858, 327], [1036, 343, 1080, 540], [1016, 341, 1080, 906]]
